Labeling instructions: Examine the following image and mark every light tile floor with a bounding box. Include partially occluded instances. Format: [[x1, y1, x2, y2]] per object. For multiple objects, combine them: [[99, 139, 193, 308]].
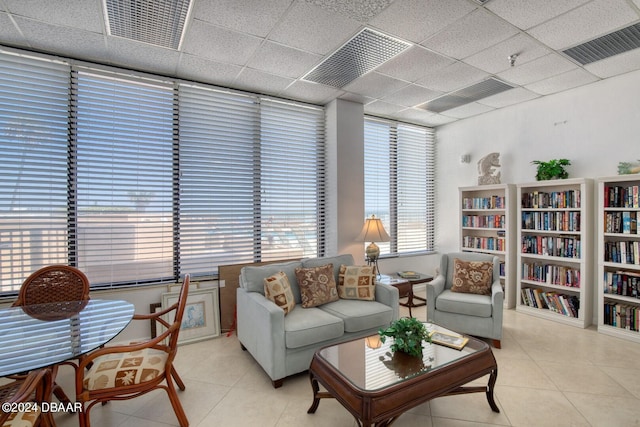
[[53, 292, 640, 427]]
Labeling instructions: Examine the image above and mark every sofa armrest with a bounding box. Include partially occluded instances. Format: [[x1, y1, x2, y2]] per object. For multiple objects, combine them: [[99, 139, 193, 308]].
[[426, 275, 446, 321], [375, 281, 400, 321], [236, 287, 287, 381]]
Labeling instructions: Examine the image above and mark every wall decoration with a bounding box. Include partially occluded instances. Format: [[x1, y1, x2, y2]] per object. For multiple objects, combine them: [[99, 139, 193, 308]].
[[618, 161, 640, 175], [531, 158, 570, 180], [161, 287, 220, 345], [477, 152, 501, 185]]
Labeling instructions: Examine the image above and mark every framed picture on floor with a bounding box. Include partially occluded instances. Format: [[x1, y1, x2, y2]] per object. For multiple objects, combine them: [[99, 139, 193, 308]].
[[161, 287, 220, 345]]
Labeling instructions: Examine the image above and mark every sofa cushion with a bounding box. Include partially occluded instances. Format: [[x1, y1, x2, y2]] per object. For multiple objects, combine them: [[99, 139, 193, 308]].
[[302, 254, 355, 284], [435, 289, 492, 317], [240, 260, 302, 302], [283, 306, 344, 349], [319, 299, 393, 333], [451, 258, 493, 296], [295, 264, 339, 308], [264, 271, 295, 315], [338, 264, 376, 300]]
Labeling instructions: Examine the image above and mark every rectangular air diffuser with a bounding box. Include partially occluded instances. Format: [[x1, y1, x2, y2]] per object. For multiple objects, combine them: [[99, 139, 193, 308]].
[[420, 78, 514, 113], [563, 22, 640, 65]]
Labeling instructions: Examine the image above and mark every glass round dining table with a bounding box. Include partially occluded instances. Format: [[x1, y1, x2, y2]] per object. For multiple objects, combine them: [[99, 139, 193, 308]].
[[0, 299, 135, 376]]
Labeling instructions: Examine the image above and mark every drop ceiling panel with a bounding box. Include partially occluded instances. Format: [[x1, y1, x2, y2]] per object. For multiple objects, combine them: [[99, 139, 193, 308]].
[[375, 46, 454, 83], [279, 80, 345, 104], [0, 13, 27, 46], [393, 108, 443, 126], [306, 0, 393, 22], [584, 47, 640, 78], [248, 42, 321, 79], [525, 68, 599, 95], [441, 102, 495, 119], [528, 0, 638, 50], [416, 61, 491, 92], [233, 68, 294, 95], [497, 53, 578, 86], [478, 87, 540, 108], [463, 33, 551, 74], [486, 0, 591, 30], [382, 84, 442, 107], [343, 71, 409, 98], [192, 0, 291, 38], [4, 0, 103, 32], [364, 100, 406, 116], [106, 36, 181, 76], [421, 8, 519, 60], [182, 21, 262, 66], [177, 55, 243, 87]]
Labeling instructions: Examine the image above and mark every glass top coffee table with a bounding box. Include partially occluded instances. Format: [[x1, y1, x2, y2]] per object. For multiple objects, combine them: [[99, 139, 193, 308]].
[[307, 324, 499, 426]]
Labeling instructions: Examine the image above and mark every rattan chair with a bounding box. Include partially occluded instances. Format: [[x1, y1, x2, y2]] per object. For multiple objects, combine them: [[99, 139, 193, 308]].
[[75, 275, 190, 427], [0, 368, 56, 427], [11, 265, 91, 405]]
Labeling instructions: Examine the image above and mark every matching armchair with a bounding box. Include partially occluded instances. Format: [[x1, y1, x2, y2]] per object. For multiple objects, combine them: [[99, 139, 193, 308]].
[[426, 252, 504, 348], [0, 368, 56, 427]]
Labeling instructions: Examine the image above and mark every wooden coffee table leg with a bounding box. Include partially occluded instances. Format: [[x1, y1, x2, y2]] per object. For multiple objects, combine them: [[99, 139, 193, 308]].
[[486, 367, 499, 413], [308, 373, 321, 413]]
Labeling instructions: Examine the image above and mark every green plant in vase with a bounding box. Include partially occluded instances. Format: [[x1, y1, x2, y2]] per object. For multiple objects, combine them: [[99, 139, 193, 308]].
[[531, 159, 571, 180], [378, 317, 431, 358]]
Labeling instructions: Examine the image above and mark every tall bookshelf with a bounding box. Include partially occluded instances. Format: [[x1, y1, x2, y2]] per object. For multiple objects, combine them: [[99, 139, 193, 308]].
[[516, 178, 593, 328], [459, 184, 516, 308], [597, 175, 640, 343]]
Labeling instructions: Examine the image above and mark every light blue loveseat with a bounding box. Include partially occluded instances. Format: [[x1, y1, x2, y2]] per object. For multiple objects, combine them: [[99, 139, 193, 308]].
[[236, 254, 399, 388]]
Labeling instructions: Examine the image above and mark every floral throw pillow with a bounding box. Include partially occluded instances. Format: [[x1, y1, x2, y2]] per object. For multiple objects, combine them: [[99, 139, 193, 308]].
[[338, 265, 376, 300], [451, 258, 493, 296], [264, 271, 295, 315], [295, 264, 338, 308]]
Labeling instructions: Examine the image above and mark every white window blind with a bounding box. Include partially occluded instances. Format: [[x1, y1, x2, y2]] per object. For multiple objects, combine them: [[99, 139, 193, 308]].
[[364, 118, 435, 256], [0, 53, 70, 291], [73, 69, 177, 285]]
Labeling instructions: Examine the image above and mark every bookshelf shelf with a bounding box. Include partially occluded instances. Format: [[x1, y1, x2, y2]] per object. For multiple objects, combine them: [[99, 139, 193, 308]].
[[516, 178, 593, 328], [597, 175, 640, 343], [459, 184, 515, 308]]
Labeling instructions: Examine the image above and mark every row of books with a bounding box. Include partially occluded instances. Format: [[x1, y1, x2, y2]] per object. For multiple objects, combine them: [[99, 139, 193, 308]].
[[603, 302, 640, 331], [520, 287, 580, 318], [521, 211, 580, 232], [462, 214, 505, 229], [604, 241, 640, 265], [604, 211, 638, 234], [603, 270, 640, 297], [521, 190, 581, 209], [462, 195, 505, 210], [462, 236, 505, 252], [604, 185, 640, 208], [499, 262, 505, 277], [521, 235, 581, 259], [521, 262, 581, 288]]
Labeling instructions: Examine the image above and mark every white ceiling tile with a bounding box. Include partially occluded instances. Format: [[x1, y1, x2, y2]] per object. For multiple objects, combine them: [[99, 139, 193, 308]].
[[421, 8, 519, 60], [441, 102, 495, 119], [478, 87, 540, 108], [339, 92, 374, 104], [177, 54, 243, 87], [343, 71, 409, 98], [279, 80, 344, 104], [497, 53, 577, 86], [14, 17, 109, 64], [381, 84, 442, 107], [525, 68, 599, 95], [267, 1, 361, 55], [416, 61, 490, 92], [364, 100, 407, 116], [393, 108, 441, 127], [584, 48, 640, 78], [182, 21, 263, 66], [247, 42, 321, 79], [370, 0, 476, 43], [192, 0, 292, 38], [106, 37, 181, 76], [305, 0, 393, 22], [527, 0, 639, 50], [0, 12, 28, 46], [233, 68, 294, 96], [419, 113, 457, 127], [486, 0, 591, 30], [4, 0, 103, 32], [375, 46, 454, 83], [463, 33, 551, 74]]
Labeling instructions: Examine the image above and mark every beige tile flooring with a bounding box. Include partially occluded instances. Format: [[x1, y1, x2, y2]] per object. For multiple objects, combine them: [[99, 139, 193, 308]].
[[52, 293, 640, 427]]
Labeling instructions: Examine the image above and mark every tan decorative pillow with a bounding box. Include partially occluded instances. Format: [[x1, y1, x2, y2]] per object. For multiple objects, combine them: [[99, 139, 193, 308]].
[[338, 265, 376, 300], [451, 258, 493, 296], [295, 264, 338, 308], [263, 271, 295, 315]]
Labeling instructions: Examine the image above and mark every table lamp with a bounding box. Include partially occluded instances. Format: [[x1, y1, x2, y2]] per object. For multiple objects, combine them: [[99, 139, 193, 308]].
[[356, 214, 390, 275]]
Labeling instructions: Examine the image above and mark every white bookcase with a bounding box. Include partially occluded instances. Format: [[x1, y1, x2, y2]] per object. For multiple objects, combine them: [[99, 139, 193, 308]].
[[459, 184, 516, 308], [516, 178, 593, 328], [597, 175, 640, 343]]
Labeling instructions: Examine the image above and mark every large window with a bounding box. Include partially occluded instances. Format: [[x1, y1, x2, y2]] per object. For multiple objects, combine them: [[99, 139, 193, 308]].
[[364, 117, 435, 256], [0, 50, 325, 292]]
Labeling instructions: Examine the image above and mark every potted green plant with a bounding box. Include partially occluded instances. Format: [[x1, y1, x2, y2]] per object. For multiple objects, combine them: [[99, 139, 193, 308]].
[[531, 159, 571, 180], [378, 317, 431, 358]]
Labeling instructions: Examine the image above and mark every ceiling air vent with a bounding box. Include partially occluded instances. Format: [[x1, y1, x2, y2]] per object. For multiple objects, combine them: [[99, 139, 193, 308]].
[[104, 0, 193, 50], [419, 78, 514, 113], [302, 28, 411, 88], [563, 22, 640, 65]]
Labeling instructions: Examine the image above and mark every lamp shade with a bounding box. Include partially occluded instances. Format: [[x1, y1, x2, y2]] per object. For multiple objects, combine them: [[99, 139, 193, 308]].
[[356, 215, 390, 243]]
